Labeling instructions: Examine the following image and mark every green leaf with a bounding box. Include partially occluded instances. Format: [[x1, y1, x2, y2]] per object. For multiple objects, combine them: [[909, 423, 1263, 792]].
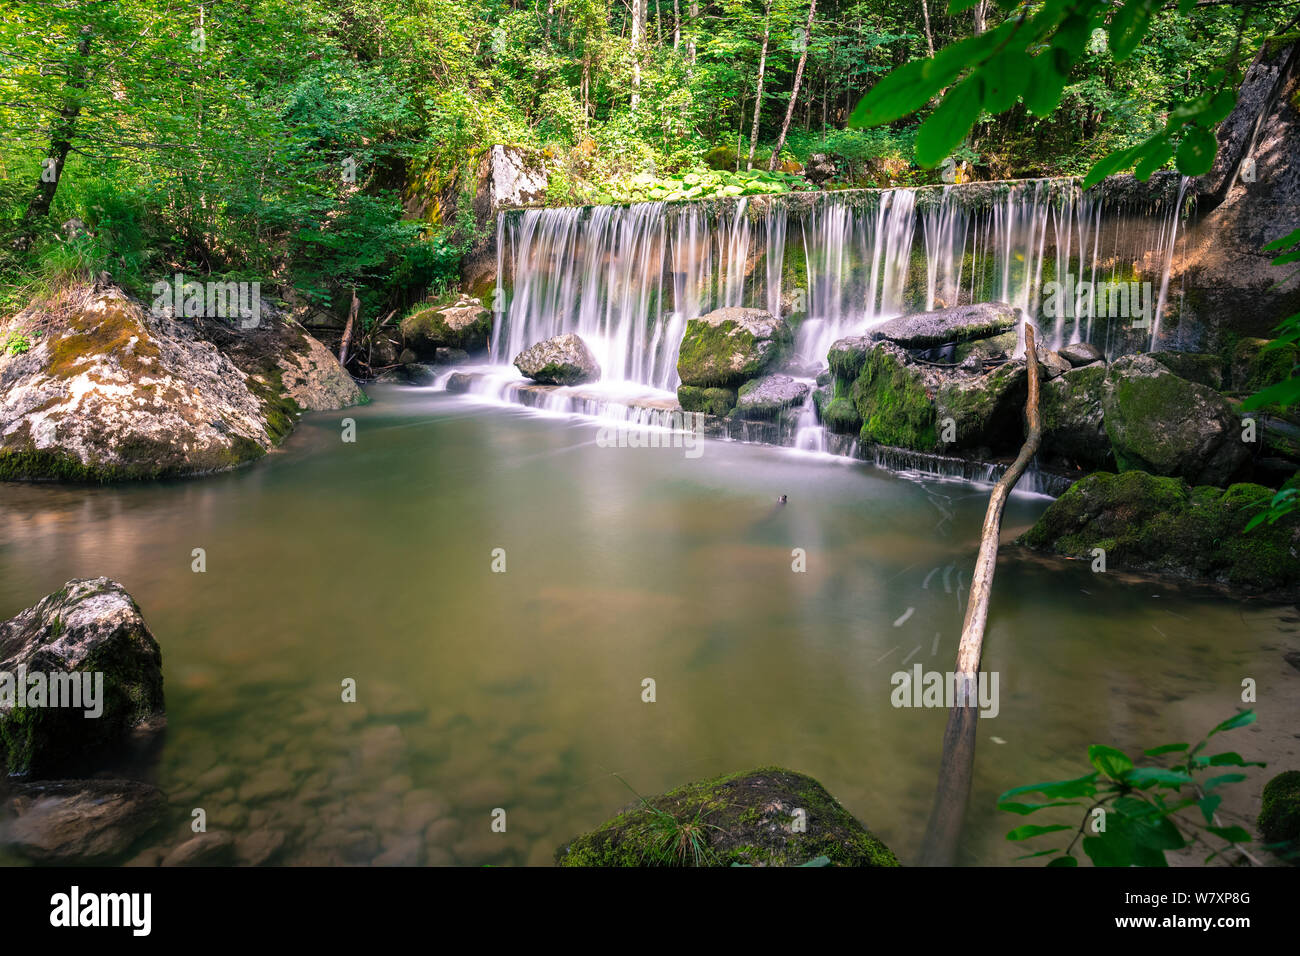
[[1241, 375, 1300, 411], [1196, 751, 1265, 768], [981, 49, 1031, 113], [1007, 823, 1074, 841], [1109, 0, 1156, 62], [1209, 711, 1256, 736], [1263, 228, 1300, 252], [1083, 145, 1138, 189], [1134, 139, 1173, 181], [1143, 743, 1189, 757], [1122, 767, 1193, 788], [999, 800, 1083, 815], [1175, 125, 1217, 177], [1089, 744, 1134, 780], [1198, 794, 1222, 824], [915, 75, 984, 169], [1205, 825, 1251, 843], [1046, 855, 1078, 867], [998, 772, 1100, 802], [1023, 52, 1070, 118], [849, 59, 942, 128]]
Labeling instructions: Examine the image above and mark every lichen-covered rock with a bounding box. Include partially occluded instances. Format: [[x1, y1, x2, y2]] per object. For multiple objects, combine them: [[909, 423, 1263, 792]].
[[1039, 363, 1113, 469], [514, 333, 601, 385], [1058, 341, 1105, 367], [400, 297, 493, 358], [1258, 770, 1300, 858], [868, 302, 1019, 349], [1019, 471, 1300, 593], [734, 374, 811, 420], [676, 307, 792, 388], [0, 286, 283, 480], [1102, 354, 1249, 486], [676, 385, 737, 417], [953, 329, 1018, 364], [0, 778, 165, 863], [555, 767, 898, 867], [0, 578, 165, 775]]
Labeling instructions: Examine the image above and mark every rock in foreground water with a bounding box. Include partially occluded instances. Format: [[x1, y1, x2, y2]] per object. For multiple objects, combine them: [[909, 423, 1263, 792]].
[[555, 767, 898, 867], [0, 778, 164, 863], [0, 578, 165, 775], [514, 333, 601, 385]]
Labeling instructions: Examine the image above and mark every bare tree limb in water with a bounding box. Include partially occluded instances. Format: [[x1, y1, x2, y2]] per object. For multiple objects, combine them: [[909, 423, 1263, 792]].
[[919, 323, 1042, 866]]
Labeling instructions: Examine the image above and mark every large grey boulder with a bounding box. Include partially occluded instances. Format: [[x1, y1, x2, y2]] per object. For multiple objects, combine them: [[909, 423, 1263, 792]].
[[1102, 354, 1249, 485], [401, 296, 493, 357], [514, 333, 601, 385], [868, 303, 1019, 349], [734, 374, 811, 420], [676, 307, 793, 388], [0, 578, 165, 775]]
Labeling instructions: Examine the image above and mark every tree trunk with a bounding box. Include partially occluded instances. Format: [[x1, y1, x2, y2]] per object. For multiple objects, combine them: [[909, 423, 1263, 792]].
[[24, 25, 93, 228], [687, 0, 698, 74], [767, 0, 818, 171], [973, 0, 989, 35], [339, 288, 360, 368], [673, 0, 681, 48], [747, 1, 774, 170], [920, 0, 936, 56], [631, 0, 644, 111], [918, 323, 1043, 867]]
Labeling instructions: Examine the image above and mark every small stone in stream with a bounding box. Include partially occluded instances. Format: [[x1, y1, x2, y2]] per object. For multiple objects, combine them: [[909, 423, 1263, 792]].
[[235, 829, 288, 866], [161, 831, 235, 867]]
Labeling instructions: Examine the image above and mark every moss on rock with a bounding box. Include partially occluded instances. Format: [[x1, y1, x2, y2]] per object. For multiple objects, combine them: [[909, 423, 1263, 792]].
[[555, 767, 899, 867], [852, 344, 936, 449], [1258, 770, 1300, 860], [675, 308, 792, 388], [677, 385, 737, 416], [1020, 471, 1300, 593]]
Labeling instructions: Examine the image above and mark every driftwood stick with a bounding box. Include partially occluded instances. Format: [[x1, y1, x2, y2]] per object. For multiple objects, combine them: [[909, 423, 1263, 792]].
[[918, 323, 1043, 866]]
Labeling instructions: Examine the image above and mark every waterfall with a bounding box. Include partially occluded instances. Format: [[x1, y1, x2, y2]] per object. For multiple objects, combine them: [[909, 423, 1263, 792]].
[[491, 176, 1189, 392]]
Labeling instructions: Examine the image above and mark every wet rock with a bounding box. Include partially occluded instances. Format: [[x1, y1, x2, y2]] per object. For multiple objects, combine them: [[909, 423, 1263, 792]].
[[1150, 350, 1225, 390], [1034, 347, 1073, 380], [1, 779, 164, 863], [0, 578, 165, 775], [434, 348, 470, 366], [868, 303, 1019, 349], [235, 828, 288, 866], [1020, 471, 1300, 593], [1040, 364, 1113, 470], [733, 374, 811, 420], [1102, 354, 1249, 485], [676, 308, 793, 388], [401, 296, 493, 357], [555, 767, 898, 867], [676, 385, 736, 416], [161, 831, 235, 867], [1058, 341, 1105, 367], [513, 333, 601, 386]]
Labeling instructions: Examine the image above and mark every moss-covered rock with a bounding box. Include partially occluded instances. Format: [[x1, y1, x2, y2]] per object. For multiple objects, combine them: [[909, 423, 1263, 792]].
[[1258, 770, 1300, 860], [1039, 363, 1113, 469], [822, 396, 863, 434], [677, 385, 737, 416], [1020, 471, 1300, 593], [1150, 350, 1225, 390], [0, 578, 165, 776], [676, 307, 792, 388], [868, 302, 1019, 349], [935, 359, 1028, 452], [1102, 354, 1249, 486], [555, 767, 899, 867], [400, 296, 493, 358], [1230, 337, 1298, 394], [852, 343, 937, 449]]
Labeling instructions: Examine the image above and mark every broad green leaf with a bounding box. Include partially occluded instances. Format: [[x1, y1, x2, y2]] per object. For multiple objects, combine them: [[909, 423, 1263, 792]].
[[1024, 52, 1070, 118], [1143, 743, 1189, 757], [849, 60, 941, 128], [1089, 744, 1134, 780], [1241, 375, 1300, 411], [1263, 228, 1300, 252], [999, 772, 1099, 802], [1198, 794, 1222, 824], [1007, 823, 1074, 841], [999, 800, 1083, 815], [915, 75, 984, 168], [1175, 125, 1217, 176], [1205, 825, 1250, 843], [1109, 0, 1155, 62], [1123, 767, 1193, 788], [1083, 145, 1138, 189], [981, 49, 1031, 113], [1209, 711, 1256, 736], [1083, 826, 1134, 867], [1046, 855, 1078, 867], [1134, 139, 1173, 181]]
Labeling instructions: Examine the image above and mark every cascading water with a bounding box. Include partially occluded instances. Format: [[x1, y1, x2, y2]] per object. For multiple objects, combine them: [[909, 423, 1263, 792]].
[[476, 176, 1192, 479]]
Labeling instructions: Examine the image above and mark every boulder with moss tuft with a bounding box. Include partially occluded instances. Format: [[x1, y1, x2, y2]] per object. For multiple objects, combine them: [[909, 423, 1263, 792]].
[[400, 296, 493, 358], [1020, 470, 1300, 593], [1258, 770, 1300, 860], [676, 308, 792, 388], [555, 767, 899, 867]]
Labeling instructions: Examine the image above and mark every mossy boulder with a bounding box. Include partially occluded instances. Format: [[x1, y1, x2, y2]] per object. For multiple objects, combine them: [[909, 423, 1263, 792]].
[[1020, 471, 1300, 593], [1102, 354, 1249, 486], [555, 767, 899, 867], [935, 359, 1028, 452], [513, 332, 601, 385], [1230, 337, 1298, 394], [0, 578, 165, 776], [400, 296, 493, 358], [1258, 770, 1300, 860], [676, 307, 792, 388], [868, 302, 1019, 349], [1039, 363, 1113, 469], [677, 385, 737, 416], [1150, 350, 1225, 390], [852, 343, 937, 449]]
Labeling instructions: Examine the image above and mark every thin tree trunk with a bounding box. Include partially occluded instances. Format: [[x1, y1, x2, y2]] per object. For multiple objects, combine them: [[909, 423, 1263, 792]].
[[918, 323, 1043, 867], [767, 0, 817, 171], [920, 0, 936, 56], [24, 25, 93, 228], [631, 0, 644, 111], [747, 0, 774, 170], [339, 288, 360, 368], [973, 0, 989, 35], [673, 0, 681, 48], [687, 0, 698, 74]]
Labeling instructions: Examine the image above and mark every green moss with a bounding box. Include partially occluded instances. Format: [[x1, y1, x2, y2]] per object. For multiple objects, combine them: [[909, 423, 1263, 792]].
[[1230, 337, 1297, 394], [43, 302, 161, 380], [822, 396, 862, 434], [852, 345, 936, 449], [1149, 351, 1225, 390], [1021, 471, 1300, 593], [555, 767, 899, 868], [1258, 770, 1300, 858], [1104, 368, 1203, 474], [677, 385, 737, 416], [676, 316, 789, 388]]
